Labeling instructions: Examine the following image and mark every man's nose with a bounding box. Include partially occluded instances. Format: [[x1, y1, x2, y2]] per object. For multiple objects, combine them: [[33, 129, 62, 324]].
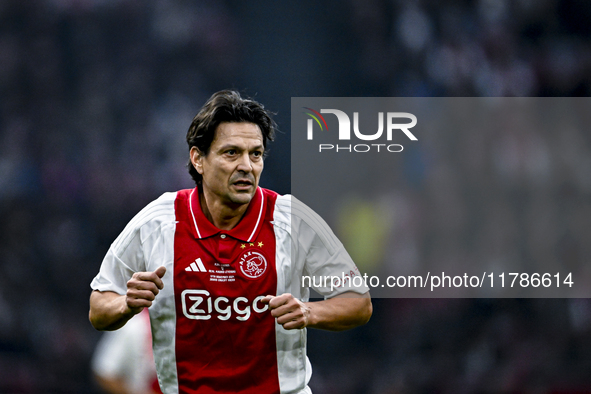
[[236, 153, 253, 172]]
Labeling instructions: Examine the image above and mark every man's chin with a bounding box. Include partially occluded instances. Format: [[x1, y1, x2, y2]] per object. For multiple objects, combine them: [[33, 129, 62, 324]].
[[228, 190, 255, 206]]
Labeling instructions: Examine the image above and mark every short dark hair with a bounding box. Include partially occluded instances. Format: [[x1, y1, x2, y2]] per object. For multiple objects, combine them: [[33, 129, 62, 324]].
[[186, 90, 276, 185]]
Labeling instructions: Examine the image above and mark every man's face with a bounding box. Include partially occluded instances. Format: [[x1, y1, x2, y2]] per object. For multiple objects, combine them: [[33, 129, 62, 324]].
[[192, 122, 264, 208]]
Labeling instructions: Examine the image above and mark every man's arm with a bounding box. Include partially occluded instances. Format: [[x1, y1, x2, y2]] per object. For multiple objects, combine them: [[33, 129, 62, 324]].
[[89, 267, 166, 331], [262, 291, 372, 331]]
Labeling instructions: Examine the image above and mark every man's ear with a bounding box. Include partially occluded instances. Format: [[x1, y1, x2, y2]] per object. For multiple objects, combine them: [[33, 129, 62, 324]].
[[190, 146, 204, 175]]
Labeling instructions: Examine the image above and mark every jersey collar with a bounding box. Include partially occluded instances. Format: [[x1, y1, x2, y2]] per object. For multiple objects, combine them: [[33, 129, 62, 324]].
[[188, 186, 265, 243]]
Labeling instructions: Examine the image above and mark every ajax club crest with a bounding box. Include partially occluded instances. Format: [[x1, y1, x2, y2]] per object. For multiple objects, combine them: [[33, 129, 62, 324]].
[[239, 250, 268, 279]]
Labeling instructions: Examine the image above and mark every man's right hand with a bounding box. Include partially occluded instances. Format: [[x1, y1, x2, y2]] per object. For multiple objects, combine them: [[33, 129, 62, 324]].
[[89, 266, 166, 331], [126, 266, 167, 313]]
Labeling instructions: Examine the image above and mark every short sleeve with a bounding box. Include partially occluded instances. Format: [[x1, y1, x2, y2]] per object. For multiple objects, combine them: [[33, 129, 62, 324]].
[[290, 196, 370, 298], [90, 218, 146, 295], [90, 192, 176, 295]]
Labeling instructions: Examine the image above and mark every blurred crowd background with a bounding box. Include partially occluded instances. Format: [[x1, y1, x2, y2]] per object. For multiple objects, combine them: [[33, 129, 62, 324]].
[[1, 0, 591, 392]]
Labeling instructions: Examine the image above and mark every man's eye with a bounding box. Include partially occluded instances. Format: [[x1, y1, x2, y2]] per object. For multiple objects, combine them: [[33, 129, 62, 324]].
[[252, 151, 262, 157], [226, 150, 236, 155]]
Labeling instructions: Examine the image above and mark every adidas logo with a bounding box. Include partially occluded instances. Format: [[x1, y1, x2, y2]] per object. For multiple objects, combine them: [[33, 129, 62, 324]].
[[185, 258, 207, 273]]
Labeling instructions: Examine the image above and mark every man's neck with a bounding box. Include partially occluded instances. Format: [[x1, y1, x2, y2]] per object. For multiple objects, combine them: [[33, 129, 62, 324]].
[[199, 190, 249, 230]]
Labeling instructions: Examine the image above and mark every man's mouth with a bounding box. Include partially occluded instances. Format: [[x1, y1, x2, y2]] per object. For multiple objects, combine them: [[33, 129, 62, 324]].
[[232, 179, 253, 189]]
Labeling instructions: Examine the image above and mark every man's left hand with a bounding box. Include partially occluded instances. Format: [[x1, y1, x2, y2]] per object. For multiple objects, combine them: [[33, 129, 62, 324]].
[[262, 293, 311, 330]]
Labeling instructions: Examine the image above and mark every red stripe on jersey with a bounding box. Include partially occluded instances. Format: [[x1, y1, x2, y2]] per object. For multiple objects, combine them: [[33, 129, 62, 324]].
[[173, 188, 280, 394]]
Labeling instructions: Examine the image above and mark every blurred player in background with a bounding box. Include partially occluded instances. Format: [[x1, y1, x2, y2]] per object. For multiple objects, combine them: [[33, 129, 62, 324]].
[[92, 309, 162, 394], [88, 90, 372, 393]]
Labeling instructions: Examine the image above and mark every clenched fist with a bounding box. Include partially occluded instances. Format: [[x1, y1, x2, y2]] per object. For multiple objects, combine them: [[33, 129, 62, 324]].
[[261, 293, 311, 330], [126, 266, 166, 313]]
